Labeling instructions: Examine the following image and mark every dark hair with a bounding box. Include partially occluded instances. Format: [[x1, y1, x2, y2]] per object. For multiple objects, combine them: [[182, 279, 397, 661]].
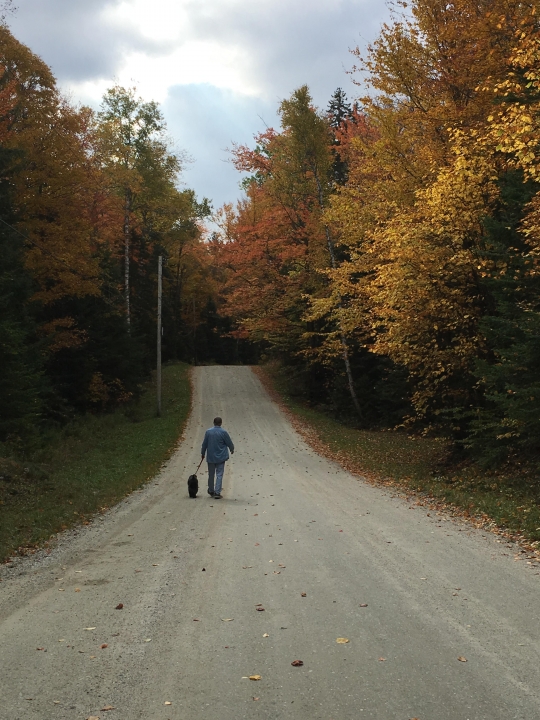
[[213, 417, 222, 426]]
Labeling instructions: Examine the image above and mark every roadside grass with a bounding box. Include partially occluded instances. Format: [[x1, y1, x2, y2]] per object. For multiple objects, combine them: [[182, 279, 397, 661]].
[[257, 365, 540, 546], [0, 363, 191, 561]]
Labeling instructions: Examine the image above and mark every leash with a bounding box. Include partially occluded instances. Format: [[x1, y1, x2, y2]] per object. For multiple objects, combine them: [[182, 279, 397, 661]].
[[195, 457, 204, 473]]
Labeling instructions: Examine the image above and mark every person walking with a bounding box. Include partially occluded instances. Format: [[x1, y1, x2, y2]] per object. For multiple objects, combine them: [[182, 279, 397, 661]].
[[201, 417, 234, 499]]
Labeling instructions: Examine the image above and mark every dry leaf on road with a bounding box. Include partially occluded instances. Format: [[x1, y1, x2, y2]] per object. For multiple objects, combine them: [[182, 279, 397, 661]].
[[221, 618, 234, 622], [336, 638, 349, 644], [115, 603, 123, 610], [164, 701, 172, 705], [301, 592, 306, 597], [100, 644, 108, 649], [263, 633, 269, 637], [291, 660, 304, 667], [249, 675, 262, 681], [101, 706, 115, 711], [458, 656, 467, 662], [256, 607, 265, 612], [359, 603, 368, 607]]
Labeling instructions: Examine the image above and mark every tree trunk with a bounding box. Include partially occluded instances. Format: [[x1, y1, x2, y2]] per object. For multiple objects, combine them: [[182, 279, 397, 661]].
[[314, 172, 362, 418], [124, 189, 131, 329]]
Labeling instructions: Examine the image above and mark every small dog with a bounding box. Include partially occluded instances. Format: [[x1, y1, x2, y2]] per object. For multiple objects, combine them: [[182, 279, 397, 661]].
[[187, 473, 199, 498]]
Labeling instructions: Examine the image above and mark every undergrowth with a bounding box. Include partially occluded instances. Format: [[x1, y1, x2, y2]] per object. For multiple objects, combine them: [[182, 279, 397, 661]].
[[0, 363, 191, 561]]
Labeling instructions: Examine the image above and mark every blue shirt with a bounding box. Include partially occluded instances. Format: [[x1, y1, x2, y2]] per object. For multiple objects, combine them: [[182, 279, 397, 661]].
[[201, 426, 234, 463]]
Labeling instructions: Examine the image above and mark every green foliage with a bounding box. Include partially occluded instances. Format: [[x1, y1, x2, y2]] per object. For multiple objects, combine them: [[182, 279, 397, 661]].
[[466, 172, 540, 463], [0, 147, 42, 441]]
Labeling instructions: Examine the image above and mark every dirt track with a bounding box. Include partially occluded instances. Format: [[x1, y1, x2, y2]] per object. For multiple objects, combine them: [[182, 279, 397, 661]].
[[1, 366, 539, 720]]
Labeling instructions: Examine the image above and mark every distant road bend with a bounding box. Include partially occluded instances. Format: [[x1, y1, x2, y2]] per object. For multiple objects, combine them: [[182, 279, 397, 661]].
[[1, 366, 539, 719]]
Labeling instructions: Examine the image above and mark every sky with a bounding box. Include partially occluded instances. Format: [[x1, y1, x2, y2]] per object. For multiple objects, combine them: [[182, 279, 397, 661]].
[[8, 0, 392, 209]]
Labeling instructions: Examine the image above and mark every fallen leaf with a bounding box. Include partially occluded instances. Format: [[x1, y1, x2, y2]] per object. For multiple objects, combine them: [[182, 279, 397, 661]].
[[278, 564, 286, 568], [301, 592, 306, 597], [89, 655, 96, 659], [249, 675, 262, 681], [339, 530, 343, 532], [359, 603, 368, 607], [458, 656, 467, 662], [152, 564, 159, 566], [263, 633, 269, 637], [115, 603, 124, 610], [101, 706, 115, 711], [87, 716, 100, 720], [135, 569, 141, 573], [221, 618, 234, 622], [273, 571, 281, 574], [58, 588, 65, 592], [378, 657, 386, 662], [53, 700, 60, 704], [36, 647, 44, 651], [100, 644, 108, 649], [253, 697, 260, 700], [202, 568, 206, 572], [144, 639, 151, 642], [255, 543, 260, 546], [336, 638, 349, 644], [84, 627, 96, 631], [164, 701, 172, 705], [75, 588, 81, 592], [291, 659, 304, 667], [256, 607, 265, 612], [193, 618, 200, 622]]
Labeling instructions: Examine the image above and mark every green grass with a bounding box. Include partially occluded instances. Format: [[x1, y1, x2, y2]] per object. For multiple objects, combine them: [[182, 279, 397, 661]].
[[260, 365, 540, 545], [0, 362, 191, 561]]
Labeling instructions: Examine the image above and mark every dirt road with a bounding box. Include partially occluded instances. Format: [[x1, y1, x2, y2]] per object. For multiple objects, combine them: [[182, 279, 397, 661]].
[[1, 366, 539, 720]]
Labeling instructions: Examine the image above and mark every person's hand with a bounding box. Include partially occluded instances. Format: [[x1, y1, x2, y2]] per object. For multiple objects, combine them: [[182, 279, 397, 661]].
[[201, 454, 205, 460], [231, 450, 234, 454]]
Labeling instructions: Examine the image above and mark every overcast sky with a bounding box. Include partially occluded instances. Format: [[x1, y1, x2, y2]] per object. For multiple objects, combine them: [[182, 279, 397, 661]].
[[9, 0, 392, 209]]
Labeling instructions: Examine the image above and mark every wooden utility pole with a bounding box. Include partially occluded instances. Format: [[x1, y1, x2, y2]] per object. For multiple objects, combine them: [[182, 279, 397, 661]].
[[157, 255, 162, 417]]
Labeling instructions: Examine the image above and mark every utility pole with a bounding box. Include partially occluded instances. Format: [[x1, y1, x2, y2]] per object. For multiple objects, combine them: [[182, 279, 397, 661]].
[[157, 255, 162, 417]]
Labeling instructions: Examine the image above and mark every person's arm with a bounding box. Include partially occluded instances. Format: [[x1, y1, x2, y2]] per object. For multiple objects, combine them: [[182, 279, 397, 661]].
[[224, 431, 234, 454], [201, 431, 209, 459]]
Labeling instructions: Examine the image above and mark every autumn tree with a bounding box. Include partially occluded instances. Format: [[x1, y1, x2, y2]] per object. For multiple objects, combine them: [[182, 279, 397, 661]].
[[97, 86, 179, 328]]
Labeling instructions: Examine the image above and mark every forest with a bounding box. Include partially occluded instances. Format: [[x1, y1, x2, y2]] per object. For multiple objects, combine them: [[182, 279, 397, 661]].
[[3, 0, 540, 473]]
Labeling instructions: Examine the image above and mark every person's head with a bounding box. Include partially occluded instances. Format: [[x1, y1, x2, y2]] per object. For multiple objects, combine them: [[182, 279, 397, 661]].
[[213, 417, 222, 426]]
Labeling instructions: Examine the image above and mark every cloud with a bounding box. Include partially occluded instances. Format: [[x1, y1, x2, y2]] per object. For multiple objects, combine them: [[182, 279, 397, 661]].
[[8, 0, 392, 205], [8, 0, 164, 82], [163, 83, 274, 208]]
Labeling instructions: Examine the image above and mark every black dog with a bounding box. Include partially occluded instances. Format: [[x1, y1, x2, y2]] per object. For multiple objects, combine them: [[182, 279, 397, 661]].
[[187, 473, 199, 498]]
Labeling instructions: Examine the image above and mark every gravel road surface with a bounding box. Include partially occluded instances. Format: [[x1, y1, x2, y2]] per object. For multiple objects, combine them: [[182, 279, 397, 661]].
[[1, 366, 539, 720]]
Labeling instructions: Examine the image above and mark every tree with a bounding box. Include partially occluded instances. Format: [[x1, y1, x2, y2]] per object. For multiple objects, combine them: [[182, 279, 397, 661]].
[[97, 86, 178, 328]]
